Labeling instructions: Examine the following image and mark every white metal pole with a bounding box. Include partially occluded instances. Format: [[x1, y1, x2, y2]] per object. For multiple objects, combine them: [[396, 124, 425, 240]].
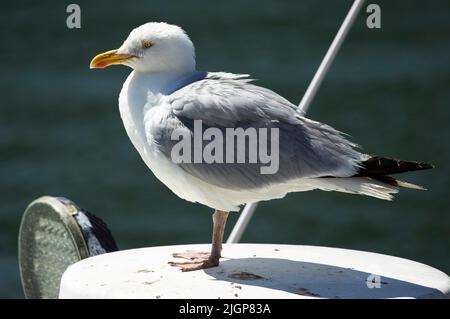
[[299, 0, 366, 112], [227, 0, 366, 244], [226, 202, 258, 244]]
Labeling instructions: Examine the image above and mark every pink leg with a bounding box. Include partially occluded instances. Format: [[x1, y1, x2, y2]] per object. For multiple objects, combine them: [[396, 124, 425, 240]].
[[169, 210, 229, 271], [172, 251, 210, 261]]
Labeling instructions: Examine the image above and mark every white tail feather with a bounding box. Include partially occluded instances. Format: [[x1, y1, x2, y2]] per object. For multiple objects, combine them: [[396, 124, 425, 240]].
[[393, 179, 426, 191], [310, 177, 399, 201]]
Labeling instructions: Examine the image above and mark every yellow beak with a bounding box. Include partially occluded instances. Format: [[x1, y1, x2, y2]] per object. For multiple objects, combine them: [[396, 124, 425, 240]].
[[90, 49, 135, 69]]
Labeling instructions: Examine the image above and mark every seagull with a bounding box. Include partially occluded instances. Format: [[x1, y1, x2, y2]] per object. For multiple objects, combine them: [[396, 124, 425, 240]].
[[90, 22, 433, 271]]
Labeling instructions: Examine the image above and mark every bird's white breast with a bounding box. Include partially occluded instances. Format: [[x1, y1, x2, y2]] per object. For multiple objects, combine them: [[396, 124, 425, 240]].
[[119, 72, 188, 195], [118, 71, 235, 210]]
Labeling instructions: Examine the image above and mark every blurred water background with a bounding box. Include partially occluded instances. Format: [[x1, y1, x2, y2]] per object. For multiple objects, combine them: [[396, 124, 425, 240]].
[[1, 0, 449, 298]]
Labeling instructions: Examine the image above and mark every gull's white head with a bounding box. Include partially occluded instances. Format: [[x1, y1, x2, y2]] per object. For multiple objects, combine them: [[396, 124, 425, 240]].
[[90, 22, 195, 73]]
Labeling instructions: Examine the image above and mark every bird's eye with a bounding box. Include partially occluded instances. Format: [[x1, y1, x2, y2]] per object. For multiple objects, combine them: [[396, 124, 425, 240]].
[[142, 40, 154, 49]]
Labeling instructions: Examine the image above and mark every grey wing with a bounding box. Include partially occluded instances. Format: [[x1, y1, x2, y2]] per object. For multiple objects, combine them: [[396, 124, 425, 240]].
[[152, 72, 364, 190]]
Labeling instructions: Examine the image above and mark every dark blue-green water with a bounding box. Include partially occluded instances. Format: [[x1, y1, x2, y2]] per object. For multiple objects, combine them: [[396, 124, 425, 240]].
[[1, 1, 449, 298]]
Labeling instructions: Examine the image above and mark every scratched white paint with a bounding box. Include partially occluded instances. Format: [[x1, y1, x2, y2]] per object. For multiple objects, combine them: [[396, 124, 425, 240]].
[[59, 244, 450, 299]]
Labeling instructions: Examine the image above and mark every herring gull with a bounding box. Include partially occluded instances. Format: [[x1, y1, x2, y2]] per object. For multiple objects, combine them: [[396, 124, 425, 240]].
[[90, 22, 432, 271]]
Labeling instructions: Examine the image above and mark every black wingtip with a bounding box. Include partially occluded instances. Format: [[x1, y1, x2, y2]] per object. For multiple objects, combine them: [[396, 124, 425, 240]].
[[357, 156, 434, 177], [418, 162, 434, 170]]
